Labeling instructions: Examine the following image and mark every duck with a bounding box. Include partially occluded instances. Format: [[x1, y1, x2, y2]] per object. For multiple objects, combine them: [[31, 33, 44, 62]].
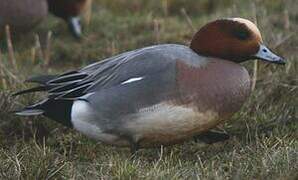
[[14, 18, 285, 153], [0, 0, 48, 33], [0, 0, 87, 38], [47, 0, 88, 38]]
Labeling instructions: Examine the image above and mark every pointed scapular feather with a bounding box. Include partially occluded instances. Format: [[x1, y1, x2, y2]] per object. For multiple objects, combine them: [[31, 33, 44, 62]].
[[48, 73, 88, 84], [12, 86, 48, 96], [48, 80, 93, 94], [25, 75, 58, 85], [58, 71, 79, 77], [55, 82, 93, 99]]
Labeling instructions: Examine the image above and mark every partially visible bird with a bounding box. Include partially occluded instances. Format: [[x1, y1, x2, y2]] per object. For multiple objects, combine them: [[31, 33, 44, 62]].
[[47, 0, 88, 38], [0, 0, 88, 38], [0, 0, 48, 33]]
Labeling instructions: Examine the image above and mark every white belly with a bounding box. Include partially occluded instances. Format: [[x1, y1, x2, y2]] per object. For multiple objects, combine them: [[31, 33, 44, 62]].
[[71, 100, 130, 146], [71, 100, 220, 147], [125, 103, 219, 147]]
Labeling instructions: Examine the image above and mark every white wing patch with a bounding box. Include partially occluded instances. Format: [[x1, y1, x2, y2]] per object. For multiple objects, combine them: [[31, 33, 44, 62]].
[[121, 77, 144, 85]]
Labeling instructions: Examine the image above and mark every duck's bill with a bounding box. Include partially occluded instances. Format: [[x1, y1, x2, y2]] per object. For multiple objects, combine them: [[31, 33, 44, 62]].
[[254, 44, 286, 65], [68, 17, 82, 39]]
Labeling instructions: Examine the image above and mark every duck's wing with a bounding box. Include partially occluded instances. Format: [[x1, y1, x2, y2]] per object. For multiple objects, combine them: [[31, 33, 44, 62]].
[[14, 45, 177, 100]]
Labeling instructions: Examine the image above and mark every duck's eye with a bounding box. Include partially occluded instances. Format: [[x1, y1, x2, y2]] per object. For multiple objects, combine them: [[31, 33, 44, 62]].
[[232, 29, 250, 40]]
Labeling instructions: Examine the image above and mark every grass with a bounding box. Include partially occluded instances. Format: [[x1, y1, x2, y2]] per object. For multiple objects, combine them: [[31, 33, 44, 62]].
[[0, 0, 297, 179]]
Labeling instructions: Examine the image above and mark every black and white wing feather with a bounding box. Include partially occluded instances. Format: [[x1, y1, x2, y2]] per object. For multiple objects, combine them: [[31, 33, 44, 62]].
[[14, 45, 176, 100]]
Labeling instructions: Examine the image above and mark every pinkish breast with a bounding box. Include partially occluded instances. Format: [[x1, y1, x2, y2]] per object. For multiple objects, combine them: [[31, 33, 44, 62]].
[[176, 58, 251, 120], [127, 59, 251, 148]]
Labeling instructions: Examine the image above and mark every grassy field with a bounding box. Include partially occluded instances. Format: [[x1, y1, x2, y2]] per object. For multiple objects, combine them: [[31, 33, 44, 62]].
[[0, 0, 297, 179]]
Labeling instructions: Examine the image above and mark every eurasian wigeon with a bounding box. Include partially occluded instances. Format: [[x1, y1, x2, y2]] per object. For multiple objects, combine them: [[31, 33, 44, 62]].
[[0, 0, 88, 38], [14, 18, 285, 153], [0, 0, 48, 33], [47, 0, 88, 38]]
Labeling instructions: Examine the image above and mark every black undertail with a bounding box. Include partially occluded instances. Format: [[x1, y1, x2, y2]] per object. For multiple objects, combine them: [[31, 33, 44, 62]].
[[13, 72, 90, 127], [15, 99, 73, 127]]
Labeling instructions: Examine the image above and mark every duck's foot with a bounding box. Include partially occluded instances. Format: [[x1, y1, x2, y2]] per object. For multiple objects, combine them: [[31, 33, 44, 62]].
[[194, 130, 230, 144]]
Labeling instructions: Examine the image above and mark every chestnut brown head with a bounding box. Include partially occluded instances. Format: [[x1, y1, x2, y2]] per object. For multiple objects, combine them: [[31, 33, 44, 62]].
[[47, 0, 88, 38], [190, 18, 285, 64]]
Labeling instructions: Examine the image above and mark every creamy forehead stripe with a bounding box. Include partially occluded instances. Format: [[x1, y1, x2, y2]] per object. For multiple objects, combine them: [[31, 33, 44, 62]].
[[230, 17, 262, 41]]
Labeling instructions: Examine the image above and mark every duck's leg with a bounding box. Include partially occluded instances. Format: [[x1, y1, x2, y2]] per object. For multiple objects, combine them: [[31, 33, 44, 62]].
[[194, 130, 230, 144]]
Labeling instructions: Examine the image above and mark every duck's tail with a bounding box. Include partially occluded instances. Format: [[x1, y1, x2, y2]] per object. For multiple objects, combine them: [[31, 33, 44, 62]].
[[13, 74, 73, 127], [12, 75, 58, 96], [14, 103, 45, 116], [14, 98, 73, 127]]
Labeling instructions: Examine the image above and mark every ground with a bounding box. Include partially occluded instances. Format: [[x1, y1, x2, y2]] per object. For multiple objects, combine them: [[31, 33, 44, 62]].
[[0, 0, 297, 179]]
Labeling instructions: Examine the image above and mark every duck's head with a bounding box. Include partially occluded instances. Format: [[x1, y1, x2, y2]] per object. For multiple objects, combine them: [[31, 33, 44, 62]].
[[190, 18, 285, 64], [47, 0, 87, 38]]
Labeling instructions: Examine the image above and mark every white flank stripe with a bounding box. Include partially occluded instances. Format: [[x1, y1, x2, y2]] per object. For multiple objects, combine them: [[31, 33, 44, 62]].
[[121, 77, 143, 85]]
